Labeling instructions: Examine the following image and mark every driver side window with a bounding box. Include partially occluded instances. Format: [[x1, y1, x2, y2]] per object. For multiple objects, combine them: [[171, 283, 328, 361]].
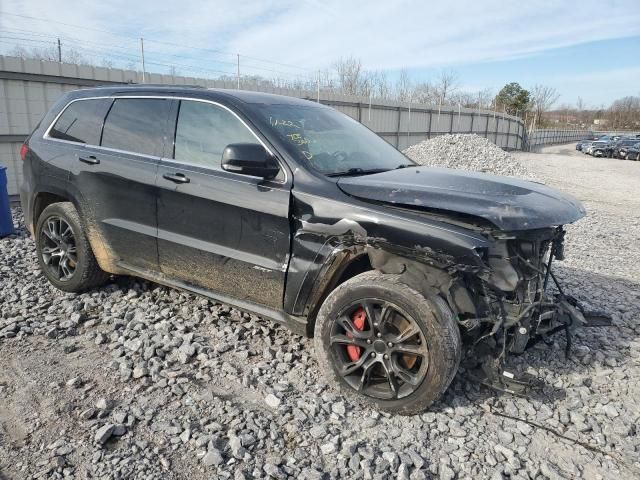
[[173, 101, 257, 168]]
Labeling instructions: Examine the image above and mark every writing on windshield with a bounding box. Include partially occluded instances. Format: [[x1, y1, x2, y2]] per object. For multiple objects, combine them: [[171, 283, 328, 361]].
[[262, 105, 411, 174]]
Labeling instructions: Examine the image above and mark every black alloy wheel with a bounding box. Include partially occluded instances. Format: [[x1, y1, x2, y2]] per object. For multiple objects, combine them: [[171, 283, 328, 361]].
[[35, 202, 109, 292], [314, 271, 462, 414], [329, 299, 429, 400], [39, 215, 78, 281]]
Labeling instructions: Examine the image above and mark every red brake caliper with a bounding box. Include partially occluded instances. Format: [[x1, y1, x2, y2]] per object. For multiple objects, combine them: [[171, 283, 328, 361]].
[[346, 307, 367, 361]]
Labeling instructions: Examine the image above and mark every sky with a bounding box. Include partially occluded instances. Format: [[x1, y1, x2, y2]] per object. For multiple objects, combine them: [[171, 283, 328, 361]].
[[1, 0, 639, 107]]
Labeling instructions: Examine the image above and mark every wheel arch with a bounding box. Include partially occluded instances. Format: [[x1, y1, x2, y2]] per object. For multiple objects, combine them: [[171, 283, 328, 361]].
[[30, 186, 120, 275], [32, 190, 70, 230], [302, 245, 476, 337]]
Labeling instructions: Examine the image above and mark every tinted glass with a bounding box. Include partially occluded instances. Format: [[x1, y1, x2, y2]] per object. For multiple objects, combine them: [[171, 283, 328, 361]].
[[49, 99, 110, 144], [101, 98, 170, 156], [258, 103, 413, 175], [174, 100, 257, 167]]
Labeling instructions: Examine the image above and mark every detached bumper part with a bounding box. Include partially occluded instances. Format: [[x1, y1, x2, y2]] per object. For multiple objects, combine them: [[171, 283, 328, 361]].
[[467, 226, 612, 397], [471, 292, 612, 396]]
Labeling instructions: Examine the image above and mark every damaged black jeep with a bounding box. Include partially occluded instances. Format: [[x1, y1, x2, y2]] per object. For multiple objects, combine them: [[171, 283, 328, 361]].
[[20, 86, 604, 414]]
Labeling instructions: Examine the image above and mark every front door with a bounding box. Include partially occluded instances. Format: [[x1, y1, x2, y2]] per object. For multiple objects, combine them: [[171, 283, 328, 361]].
[[156, 99, 291, 309]]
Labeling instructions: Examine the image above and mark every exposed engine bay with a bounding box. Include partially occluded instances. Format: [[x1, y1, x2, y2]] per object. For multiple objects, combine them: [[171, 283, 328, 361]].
[[450, 226, 611, 394]]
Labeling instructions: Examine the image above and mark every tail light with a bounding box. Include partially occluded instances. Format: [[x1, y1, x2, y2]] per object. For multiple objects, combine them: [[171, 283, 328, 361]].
[[20, 142, 30, 161]]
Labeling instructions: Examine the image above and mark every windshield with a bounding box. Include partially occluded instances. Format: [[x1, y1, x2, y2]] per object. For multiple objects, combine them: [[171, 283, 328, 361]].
[[257, 103, 413, 175]]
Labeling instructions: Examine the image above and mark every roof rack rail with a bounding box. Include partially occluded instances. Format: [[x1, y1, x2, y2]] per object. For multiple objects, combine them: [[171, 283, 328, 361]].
[[115, 83, 207, 89]]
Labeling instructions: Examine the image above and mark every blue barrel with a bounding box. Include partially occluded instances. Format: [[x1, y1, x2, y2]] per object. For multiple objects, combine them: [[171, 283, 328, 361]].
[[0, 165, 15, 237]]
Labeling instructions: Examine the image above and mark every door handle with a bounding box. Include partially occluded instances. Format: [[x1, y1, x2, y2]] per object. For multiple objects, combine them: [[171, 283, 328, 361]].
[[79, 155, 100, 165], [163, 172, 190, 184]]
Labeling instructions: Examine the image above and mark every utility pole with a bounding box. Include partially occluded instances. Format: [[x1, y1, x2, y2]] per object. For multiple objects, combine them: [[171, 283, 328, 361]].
[[316, 70, 320, 103], [236, 54, 240, 89], [140, 38, 146, 83], [57, 38, 62, 63]]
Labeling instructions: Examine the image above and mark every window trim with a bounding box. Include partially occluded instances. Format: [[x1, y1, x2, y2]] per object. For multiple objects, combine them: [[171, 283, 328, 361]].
[[43, 95, 288, 184], [172, 99, 269, 173], [99, 97, 171, 158], [45, 96, 111, 146]]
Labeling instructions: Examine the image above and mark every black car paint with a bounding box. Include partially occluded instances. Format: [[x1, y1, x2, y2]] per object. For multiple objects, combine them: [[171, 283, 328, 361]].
[[336, 167, 585, 231], [21, 85, 585, 337]]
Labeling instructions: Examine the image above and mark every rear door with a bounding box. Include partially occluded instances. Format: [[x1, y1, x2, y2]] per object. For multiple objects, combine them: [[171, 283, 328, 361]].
[[156, 99, 291, 309], [69, 97, 172, 272]]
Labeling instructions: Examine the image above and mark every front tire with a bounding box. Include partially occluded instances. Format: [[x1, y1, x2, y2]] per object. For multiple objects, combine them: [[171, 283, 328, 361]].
[[35, 202, 109, 292], [314, 271, 461, 414]]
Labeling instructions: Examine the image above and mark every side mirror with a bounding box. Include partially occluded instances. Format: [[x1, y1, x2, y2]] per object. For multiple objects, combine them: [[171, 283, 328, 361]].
[[221, 143, 280, 179]]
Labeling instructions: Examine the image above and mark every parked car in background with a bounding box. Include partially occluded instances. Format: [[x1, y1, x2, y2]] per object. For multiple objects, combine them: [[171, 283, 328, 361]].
[[586, 141, 609, 156], [582, 141, 593, 154], [612, 139, 640, 159], [576, 142, 584, 151], [625, 143, 640, 161], [617, 141, 640, 160]]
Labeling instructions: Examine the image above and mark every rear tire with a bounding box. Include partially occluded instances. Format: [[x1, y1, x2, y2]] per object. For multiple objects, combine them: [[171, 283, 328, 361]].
[[35, 202, 109, 292], [314, 271, 461, 414]]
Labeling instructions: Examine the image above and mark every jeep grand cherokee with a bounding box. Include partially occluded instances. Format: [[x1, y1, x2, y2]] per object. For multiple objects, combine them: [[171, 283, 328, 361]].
[[20, 86, 600, 413]]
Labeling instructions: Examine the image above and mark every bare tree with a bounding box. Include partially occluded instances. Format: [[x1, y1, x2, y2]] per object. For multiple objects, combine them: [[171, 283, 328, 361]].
[[576, 96, 584, 125], [412, 81, 438, 104], [608, 96, 640, 128], [476, 88, 495, 109], [64, 48, 84, 64], [333, 56, 363, 95], [531, 84, 560, 127], [10, 44, 85, 64], [435, 70, 459, 104], [366, 70, 391, 99], [395, 70, 413, 102]]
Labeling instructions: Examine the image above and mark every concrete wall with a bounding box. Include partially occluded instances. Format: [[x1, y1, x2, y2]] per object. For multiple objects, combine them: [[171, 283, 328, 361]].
[[1, 55, 525, 196]]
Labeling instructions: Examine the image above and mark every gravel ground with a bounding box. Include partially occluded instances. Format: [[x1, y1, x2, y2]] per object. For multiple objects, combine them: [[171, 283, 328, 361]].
[[1, 143, 639, 479], [403, 134, 537, 180]]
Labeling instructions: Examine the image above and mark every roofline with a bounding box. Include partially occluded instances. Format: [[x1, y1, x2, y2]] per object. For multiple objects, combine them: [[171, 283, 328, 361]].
[[66, 85, 325, 107]]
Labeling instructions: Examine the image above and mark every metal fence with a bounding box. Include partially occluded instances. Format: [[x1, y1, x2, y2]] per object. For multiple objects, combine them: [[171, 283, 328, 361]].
[[524, 129, 640, 151], [0, 55, 528, 196], [523, 129, 593, 151]]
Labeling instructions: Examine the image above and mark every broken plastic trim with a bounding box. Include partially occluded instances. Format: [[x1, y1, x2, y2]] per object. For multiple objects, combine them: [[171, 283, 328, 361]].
[[469, 229, 612, 396]]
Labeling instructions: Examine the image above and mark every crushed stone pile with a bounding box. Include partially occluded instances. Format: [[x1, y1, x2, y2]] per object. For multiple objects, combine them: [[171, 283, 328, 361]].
[[403, 134, 537, 180]]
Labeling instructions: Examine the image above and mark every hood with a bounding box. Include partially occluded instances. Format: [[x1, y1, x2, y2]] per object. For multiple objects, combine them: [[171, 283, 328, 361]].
[[337, 167, 586, 231]]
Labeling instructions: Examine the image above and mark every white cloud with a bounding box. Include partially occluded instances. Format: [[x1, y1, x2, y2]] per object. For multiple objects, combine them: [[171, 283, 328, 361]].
[[2, 0, 639, 80], [227, 0, 640, 70]]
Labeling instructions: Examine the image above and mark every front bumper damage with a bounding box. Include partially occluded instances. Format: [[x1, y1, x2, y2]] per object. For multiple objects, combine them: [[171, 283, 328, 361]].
[[461, 226, 612, 396]]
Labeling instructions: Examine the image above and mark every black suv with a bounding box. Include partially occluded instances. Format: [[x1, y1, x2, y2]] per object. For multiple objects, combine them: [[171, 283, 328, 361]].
[[20, 86, 595, 413]]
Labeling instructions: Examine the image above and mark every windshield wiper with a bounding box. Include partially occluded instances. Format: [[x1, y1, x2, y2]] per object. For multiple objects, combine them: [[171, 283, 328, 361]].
[[395, 163, 415, 169], [326, 167, 390, 177]]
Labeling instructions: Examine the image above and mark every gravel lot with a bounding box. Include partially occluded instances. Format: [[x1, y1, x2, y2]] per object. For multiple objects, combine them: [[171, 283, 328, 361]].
[[1, 143, 639, 479]]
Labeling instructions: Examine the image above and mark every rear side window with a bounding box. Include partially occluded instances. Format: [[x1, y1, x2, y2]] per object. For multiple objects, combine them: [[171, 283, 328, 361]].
[[49, 99, 110, 144], [101, 98, 170, 156], [174, 100, 257, 167]]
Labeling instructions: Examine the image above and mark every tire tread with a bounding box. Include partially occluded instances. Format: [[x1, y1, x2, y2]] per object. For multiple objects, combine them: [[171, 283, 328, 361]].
[[35, 202, 109, 292]]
